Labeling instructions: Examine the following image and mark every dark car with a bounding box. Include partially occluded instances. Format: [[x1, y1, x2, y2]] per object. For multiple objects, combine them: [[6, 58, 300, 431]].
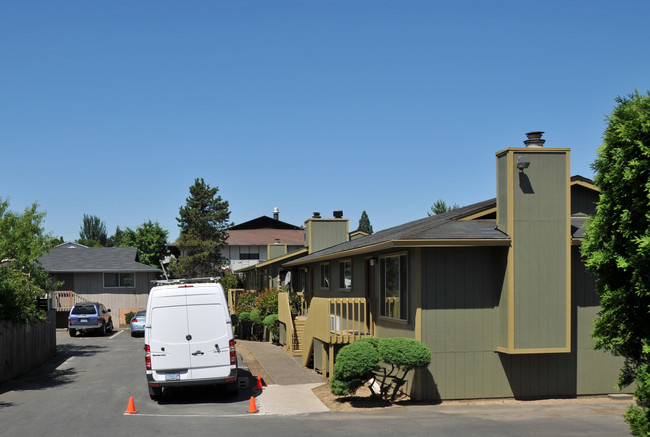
[[68, 302, 113, 336]]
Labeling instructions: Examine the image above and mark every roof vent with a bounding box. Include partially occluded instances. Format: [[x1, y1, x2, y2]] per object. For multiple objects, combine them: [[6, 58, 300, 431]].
[[333, 210, 343, 219], [313, 212, 321, 218], [524, 131, 545, 148], [273, 207, 279, 220]]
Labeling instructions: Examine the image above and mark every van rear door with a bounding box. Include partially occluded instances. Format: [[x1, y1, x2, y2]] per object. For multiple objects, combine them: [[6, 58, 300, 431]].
[[149, 288, 191, 375], [186, 288, 232, 379]]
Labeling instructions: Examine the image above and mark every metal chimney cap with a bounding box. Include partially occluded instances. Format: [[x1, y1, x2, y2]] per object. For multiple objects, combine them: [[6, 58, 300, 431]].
[[312, 212, 321, 218], [333, 210, 343, 219], [524, 131, 545, 148]]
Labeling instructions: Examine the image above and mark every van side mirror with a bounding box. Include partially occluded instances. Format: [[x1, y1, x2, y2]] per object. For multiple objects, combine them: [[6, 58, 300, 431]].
[[230, 314, 239, 325]]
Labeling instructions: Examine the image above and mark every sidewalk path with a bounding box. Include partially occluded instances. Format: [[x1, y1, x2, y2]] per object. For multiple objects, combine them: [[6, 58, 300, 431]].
[[236, 340, 329, 415]]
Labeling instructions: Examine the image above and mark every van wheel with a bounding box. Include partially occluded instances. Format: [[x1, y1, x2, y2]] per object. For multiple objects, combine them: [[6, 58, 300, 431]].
[[69, 329, 76, 337], [149, 386, 162, 400]]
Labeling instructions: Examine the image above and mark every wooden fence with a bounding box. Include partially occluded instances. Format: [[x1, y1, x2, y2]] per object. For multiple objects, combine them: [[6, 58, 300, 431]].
[[0, 311, 57, 383]]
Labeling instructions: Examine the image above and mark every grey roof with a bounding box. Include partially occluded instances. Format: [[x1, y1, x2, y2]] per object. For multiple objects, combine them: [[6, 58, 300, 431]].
[[571, 216, 588, 239], [286, 198, 509, 265], [38, 247, 161, 273]]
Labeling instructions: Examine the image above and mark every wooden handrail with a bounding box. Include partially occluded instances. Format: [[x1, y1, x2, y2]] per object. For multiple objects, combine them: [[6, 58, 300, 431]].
[[301, 297, 373, 367], [278, 292, 296, 353]]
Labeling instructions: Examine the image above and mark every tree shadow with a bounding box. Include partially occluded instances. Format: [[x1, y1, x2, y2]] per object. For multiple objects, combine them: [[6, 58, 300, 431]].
[[0, 343, 107, 399]]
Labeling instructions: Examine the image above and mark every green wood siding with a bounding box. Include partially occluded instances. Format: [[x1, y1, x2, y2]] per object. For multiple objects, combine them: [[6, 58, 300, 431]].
[[420, 247, 510, 400], [571, 246, 627, 394], [512, 152, 569, 350], [306, 219, 349, 254], [571, 184, 599, 216]]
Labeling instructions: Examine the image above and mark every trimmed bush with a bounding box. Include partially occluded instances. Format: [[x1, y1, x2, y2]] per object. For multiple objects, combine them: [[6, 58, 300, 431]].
[[262, 314, 279, 336], [330, 337, 432, 401], [330, 340, 381, 396]]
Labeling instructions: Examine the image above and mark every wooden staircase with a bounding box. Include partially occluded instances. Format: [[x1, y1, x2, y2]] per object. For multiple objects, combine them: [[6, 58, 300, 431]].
[[290, 316, 306, 357]]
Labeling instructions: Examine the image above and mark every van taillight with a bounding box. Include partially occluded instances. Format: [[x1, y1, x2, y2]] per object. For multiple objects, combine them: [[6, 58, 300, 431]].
[[229, 339, 237, 366], [145, 344, 152, 370]]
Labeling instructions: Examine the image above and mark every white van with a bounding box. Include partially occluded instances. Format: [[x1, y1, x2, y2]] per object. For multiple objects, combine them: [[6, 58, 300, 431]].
[[144, 281, 238, 400]]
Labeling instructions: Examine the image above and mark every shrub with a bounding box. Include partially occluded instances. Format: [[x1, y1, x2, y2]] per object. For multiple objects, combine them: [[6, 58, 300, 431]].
[[329, 337, 432, 401], [220, 270, 242, 291], [234, 292, 257, 315], [330, 340, 381, 396], [125, 311, 136, 324], [376, 338, 431, 400], [256, 289, 279, 319], [262, 314, 279, 336]]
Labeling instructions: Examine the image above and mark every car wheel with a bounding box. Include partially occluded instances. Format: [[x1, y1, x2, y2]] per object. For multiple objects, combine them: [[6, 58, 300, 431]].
[[69, 329, 76, 337], [99, 323, 106, 336], [149, 385, 162, 401], [107, 319, 113, 332], [131, 331, 135, 337]]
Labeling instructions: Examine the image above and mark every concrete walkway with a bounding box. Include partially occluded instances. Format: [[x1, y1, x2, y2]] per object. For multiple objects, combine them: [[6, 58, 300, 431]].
[[236, 340, 329, 415]]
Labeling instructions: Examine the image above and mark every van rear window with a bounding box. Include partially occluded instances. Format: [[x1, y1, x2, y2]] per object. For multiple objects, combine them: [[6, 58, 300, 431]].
[[72, 305, 96, 315]]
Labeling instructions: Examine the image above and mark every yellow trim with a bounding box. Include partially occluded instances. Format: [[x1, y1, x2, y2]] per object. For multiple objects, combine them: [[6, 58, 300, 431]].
[[283, 239, 511, 266], [457, 206, 497, 221], [415, 249, 422, 342], [565, 150, 572, 351], [496, 346, 572, 354], [571, 179, 600, 192], [495, 147, 571, 156], [506, 151, 515, 350]]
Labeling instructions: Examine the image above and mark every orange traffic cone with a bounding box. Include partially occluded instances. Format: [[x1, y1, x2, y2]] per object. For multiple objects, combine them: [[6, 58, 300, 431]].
[[125, 397, 138, 414], [255, 376, 264, 390], [248, 396, 258, 413]]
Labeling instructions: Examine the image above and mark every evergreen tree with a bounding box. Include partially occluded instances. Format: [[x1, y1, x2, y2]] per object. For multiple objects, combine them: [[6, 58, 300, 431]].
[[78, 214, 107, 247], [174, 178, 231, 278], [357, 210, 373, 234], [427, 199, 460, 216], [581, 91, 650, 436]]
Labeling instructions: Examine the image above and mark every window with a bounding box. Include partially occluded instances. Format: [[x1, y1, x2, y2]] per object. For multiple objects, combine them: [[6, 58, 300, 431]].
[[104, 273, 135, 288], [380, 254, 407, 320], [320, 263, 330, 289], [339, 260, 352, 290], [240, 253, 260, 260]]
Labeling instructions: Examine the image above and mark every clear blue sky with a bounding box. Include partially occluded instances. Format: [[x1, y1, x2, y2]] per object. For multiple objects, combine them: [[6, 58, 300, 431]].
[[2, 1, 649, 243]]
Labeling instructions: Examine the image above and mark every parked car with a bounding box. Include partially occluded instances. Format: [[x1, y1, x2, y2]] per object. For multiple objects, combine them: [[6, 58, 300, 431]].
[[68, 302, 113, 337], [130, 310, 146, 337]]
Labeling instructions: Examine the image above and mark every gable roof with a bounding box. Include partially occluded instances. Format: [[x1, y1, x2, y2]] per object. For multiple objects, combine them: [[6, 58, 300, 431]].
[[229, 215, 302, 231], [38, 247, 161, 273], [285, 198, 509, 266]]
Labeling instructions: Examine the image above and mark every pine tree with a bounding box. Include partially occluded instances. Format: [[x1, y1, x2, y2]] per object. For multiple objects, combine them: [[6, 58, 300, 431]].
[[174, 178, 231, 278], [358, 210, 373, 234]]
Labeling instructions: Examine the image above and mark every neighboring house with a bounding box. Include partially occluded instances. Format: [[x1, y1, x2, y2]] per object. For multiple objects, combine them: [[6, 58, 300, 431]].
[[38, 244, 161, 326], [168, 208, 305, 273], [224, 209, 305, 271], [237, 211, 349, 291], [277, 132, 630, 402]]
